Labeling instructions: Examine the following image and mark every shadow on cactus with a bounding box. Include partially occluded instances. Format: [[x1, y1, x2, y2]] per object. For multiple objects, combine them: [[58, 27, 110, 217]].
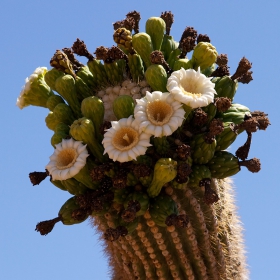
[[19, 10, 270, 280]]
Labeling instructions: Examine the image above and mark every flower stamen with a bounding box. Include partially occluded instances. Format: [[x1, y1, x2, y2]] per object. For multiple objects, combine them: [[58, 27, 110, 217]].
[[56, 148, 78, 170], [146, 100, 173, 125], [112, 127, 139, 151]]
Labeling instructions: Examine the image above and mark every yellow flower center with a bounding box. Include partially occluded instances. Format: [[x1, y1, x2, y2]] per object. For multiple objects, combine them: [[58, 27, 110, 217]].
[[112, 127, 139, 151], [146, 100, 173, 125], [56, 148, 78, 170], [180, 79, 202, 98]]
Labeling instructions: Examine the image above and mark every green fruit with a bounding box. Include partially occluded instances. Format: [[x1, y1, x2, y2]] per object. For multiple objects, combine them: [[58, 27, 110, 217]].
[[132, 32, 154, 69], [128, 53, 145, 82], [153, 136, 170, 155], [55, 75, 81, 118], [45, 111, 59, 131], [147, 158, 177, 198], [75, 76, 93, 100], [173, 58, 193, 71], [113, 95, 135, 120], [149, 194, 178, 227], [167, 48, 181, 69], [44, 68, 64, 91], [190, 134, 216, 164], [104, 61, 124, 84], [145, 17, 166, 50], [76, 66, 97, 89], [161, 34, 178, 61], [81, 96, 104, 141], [216, 103, 250, 124], [70, 117, 106, 163], [207, 151, 240, 179], [53, 103, 75, 126], [145, 64, 167, 92], [215, 122, 238, 151], [189, 165, 212, 187], [212, 76, 238, 100], [51, 130, 68, 148], [46, 94, 65, 111], [60, 178, 88, 195], [59, 196, 88, 225], [202, 103, 217, 123], [202, 63, 216, 77], [87, 59, 108, 86]]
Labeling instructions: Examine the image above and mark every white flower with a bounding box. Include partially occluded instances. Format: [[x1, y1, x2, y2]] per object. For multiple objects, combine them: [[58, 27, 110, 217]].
[[16, 67, 52, 109], [134, 91, 185, 137], [46, 138, 89, 181], [166, 67, 216, 108], [102, 116, 151, 162]]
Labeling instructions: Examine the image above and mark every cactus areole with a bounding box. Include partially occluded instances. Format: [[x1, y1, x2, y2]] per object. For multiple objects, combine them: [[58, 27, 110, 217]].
[[18, 10, 270, 280]]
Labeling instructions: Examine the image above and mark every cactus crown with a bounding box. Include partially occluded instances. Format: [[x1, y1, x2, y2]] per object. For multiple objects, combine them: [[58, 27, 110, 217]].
[[18, 10, 270, 280]]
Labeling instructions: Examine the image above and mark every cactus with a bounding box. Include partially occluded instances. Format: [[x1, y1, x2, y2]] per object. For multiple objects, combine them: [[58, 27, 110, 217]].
[[18, 10, 270, 280]]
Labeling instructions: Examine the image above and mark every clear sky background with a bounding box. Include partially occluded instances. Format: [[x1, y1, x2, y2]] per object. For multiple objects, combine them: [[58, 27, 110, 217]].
[[1, 0, 278, 279]]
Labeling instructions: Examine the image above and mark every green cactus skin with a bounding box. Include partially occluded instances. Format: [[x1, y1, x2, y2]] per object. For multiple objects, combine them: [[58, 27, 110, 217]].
[[128, 53, 145, 82], [160, 34, 178, 61], [147, 158, 177, 198], [113, 95, 135, 120], [215, 122, 238, 151], [190, 134, 217, 164], [44, 68, 64, 92], [59, 196, 88, 225], [92, 178, 248, 280], [81, 96, 104, 141], [216, 103, 250, 124], [51, 131, 68, 148], [70, 117, 106, 163], [55, 75, 82, 118], [212, 75, 238, 100], [149, 194, 178, 227], [87, 59, 108, 86], [60, 178, 89, 195], [153, 136, 170, 155], [208, 151, 240, 179], [173, 58, 193, 71], [189, 164, 212, 187], [145, 17, 166, 51], [145, 64, 167, 92], [46, 94, 65, 111], [132, 32, 154, 69]]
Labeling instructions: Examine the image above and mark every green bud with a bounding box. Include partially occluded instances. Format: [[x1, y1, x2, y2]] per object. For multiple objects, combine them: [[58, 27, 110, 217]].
[[147, 158, 177, 198], [145, 17, 166, 50], [145, 64, 167, 92], [113, 95, 135, 120], [212, 76, 238, 100], [191, 42, 218, 71], [46, 94, 65, 111], [44, 68, 64, 91]]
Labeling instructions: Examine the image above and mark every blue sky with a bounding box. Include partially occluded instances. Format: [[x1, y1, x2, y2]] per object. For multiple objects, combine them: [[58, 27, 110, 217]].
[[1, 0, 279, 279]]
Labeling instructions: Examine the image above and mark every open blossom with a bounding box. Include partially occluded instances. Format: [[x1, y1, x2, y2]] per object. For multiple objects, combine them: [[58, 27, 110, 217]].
[[134, 91, 185, 137], [46, 138, 89, 181], [16, 67, 53, 109], [102, 116, 151, 162], [166, 67, 216, 108]]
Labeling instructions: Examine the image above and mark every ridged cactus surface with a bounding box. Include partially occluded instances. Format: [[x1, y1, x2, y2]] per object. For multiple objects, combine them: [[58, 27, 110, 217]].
[[18, 10, 270, 280]]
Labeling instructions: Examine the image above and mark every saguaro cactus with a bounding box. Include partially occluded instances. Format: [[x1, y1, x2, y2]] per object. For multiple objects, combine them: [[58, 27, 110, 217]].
[[18, 10, 270, 280]]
